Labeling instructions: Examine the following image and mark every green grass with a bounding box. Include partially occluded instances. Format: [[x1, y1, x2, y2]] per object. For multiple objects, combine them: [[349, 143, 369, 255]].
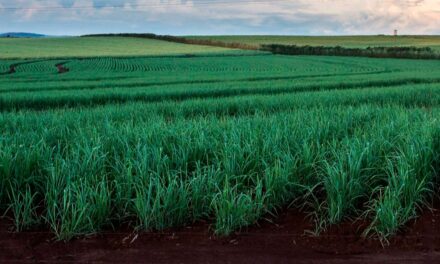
[[0, 37, 242, 59], [186, 35, 440, 51], [0, 47, 439, 241]]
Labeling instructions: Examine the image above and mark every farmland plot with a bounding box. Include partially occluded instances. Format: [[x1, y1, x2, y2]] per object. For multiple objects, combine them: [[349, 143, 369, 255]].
[[0, 51, 439, 241], [0, 37, 244, 59]]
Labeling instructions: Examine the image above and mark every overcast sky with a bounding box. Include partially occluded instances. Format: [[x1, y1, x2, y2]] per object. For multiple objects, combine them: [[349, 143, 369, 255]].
[[0, 0, 439, 36]]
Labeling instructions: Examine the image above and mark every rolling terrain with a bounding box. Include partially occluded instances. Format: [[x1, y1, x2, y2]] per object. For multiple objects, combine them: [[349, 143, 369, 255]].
[[0, 36, 439, 244], [0, 36, 240, 59]]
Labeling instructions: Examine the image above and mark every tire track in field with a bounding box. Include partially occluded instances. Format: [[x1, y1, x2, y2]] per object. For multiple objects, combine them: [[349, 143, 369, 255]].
[[0, 59, 66, 76]]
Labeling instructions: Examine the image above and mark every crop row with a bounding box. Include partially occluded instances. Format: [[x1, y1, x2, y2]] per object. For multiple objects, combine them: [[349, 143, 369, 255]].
[[3, 55, 438, 81], [1, 67, 437, 94], [1, 83, 438, 125], [1, 99, 439, 240], [2, 55, 373, 76], [1, 53, 439, 241], [1, 55, 438, 89], [1, 77, 439, 111], [0, 56, 439, 112]]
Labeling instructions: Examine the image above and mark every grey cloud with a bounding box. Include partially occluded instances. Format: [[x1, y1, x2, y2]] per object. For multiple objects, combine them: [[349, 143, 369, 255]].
[[0, 0, 439, 35]]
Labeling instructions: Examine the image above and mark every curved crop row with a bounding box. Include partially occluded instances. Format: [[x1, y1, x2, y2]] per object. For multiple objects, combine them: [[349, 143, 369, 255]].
[[1, 53, 439, 242]]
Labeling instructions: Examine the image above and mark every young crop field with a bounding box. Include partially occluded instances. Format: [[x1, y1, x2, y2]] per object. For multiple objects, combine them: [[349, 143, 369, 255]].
[[187, 35, 440, 52], [0, 37, 242, 59], [0, 38, 439, 243]]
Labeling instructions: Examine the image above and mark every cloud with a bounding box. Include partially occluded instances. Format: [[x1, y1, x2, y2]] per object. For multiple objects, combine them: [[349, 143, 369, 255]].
[[0, 0, 439, 35]]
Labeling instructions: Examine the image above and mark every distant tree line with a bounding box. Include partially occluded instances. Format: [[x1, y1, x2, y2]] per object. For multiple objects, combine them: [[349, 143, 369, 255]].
[[260, 44, 439, 59], [82, 34, 439, 59], [82, 33, 258, 50]]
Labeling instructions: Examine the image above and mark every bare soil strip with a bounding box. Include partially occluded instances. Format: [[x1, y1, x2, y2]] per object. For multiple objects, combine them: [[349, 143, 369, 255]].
[[56, 62, 69, 74], [8, 65, 16, 74], [1, 207, 440, 263]]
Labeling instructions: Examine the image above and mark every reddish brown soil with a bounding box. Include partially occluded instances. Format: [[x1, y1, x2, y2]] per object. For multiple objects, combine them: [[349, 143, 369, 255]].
[[1, 208, 440, 263], [56, 63, 69, 74], [9, 65, 16, 74]]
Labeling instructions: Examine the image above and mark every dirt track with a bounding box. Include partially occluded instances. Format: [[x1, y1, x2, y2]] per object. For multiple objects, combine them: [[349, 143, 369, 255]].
[[1, 207, 440, 263], [8, 65, 16, 74], [56, 62, 69, 74]]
